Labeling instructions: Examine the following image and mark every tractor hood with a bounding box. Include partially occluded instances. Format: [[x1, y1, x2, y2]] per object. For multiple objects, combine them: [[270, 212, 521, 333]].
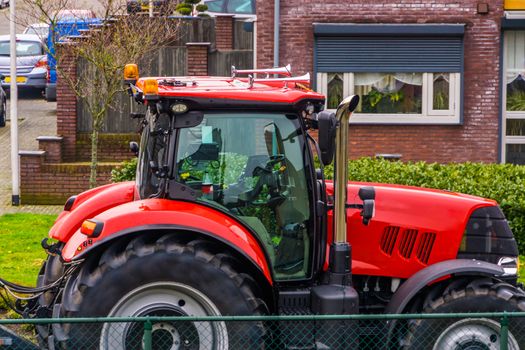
[[325, 181, 500, 278], [49, 181, 136, 242]]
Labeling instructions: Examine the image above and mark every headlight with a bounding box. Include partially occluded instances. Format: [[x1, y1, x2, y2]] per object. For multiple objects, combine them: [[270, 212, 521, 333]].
[[498, 256, 518, 276]]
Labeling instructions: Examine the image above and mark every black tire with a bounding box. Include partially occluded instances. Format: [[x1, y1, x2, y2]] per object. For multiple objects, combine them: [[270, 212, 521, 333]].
[[58, 235, 268, 350], [403, 278, 525, 349], [35, 254, 65, 349], [0, 99, 6, 127]]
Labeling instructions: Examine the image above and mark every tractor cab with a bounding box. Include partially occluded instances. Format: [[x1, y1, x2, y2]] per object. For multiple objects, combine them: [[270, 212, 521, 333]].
[[130, 66, 327, 281]]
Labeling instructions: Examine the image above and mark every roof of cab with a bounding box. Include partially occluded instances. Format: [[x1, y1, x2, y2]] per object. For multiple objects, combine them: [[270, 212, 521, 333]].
[[135, 76, 326, 105]]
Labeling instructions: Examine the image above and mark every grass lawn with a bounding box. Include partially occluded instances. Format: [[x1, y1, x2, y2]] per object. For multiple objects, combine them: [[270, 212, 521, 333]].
[[0, 213, 56, 287]]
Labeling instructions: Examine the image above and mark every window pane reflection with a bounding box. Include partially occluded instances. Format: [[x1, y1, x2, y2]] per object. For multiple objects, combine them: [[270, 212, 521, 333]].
[[355, 73, 422, 114]]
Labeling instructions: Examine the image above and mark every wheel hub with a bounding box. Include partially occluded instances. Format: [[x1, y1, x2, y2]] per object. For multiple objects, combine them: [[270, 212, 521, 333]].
[[433, 318, 519, 350], [99, 282, 228, 350]]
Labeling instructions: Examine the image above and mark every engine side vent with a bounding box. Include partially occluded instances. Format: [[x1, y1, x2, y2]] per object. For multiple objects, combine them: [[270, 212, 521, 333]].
[[398, 229, 418, 259], [380, 226, 400, 255], [416, 232, 436, 264]]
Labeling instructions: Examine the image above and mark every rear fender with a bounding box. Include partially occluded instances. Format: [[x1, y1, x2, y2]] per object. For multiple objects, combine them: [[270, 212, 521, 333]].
[[49, 181, 135, 242], [385, 259, 505, 314], [61, 199, 273, 284]]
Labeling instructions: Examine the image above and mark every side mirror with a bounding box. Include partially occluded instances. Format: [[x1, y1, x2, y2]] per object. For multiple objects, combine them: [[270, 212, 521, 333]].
[[359, 186, 375, 225], [129, 141, 139, 156], [317, 111, 337, 166]]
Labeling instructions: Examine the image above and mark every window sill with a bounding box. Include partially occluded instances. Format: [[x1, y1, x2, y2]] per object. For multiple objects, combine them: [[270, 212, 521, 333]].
[[325, 111, 461, 125]]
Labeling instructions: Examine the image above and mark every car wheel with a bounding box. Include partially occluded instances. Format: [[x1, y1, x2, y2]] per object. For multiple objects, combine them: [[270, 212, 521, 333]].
[[0, 99, 6, 127]]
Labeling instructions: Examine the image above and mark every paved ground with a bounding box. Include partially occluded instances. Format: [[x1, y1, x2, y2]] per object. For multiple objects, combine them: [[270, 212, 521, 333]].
[[0, 7, 62, 215]]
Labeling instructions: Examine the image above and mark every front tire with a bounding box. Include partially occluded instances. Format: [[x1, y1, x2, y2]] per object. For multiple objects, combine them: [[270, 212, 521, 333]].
[[403, 278, 525, 350], [59, 235, 268, 349]]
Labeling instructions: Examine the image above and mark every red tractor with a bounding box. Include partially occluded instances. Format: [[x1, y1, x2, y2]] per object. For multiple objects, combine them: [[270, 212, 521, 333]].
[[14, 64, 524, 349]]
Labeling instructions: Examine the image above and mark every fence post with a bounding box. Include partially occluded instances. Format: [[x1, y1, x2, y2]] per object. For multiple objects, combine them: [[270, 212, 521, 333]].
[[143, 319, 153, 350], [500, 312, 509, 350]]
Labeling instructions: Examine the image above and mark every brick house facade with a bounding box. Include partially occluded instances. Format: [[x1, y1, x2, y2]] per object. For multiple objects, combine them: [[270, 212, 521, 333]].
[[255, 0, 507, 163]]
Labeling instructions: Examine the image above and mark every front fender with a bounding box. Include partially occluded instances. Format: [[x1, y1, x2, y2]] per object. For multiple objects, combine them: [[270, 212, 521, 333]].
[[61, 199, 273, 284], [49, 181, 135, 242], [385, 259, 505, 314]]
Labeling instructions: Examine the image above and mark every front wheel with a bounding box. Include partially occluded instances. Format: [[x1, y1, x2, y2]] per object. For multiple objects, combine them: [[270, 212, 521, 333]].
[[59, 235, 268, 350], [403, 278, 525, 350]]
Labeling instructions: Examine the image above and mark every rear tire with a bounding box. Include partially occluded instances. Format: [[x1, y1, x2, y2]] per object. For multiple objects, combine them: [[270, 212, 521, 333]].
[[403, 278, 525, 350], [59, 235, 268, 350]]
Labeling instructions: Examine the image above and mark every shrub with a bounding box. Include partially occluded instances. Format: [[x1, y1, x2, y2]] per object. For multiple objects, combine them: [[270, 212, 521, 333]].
[[110, 157, 137, 183]]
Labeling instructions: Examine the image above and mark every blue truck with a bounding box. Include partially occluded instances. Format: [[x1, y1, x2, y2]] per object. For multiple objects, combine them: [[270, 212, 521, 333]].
[[45, 17, 100, 102]]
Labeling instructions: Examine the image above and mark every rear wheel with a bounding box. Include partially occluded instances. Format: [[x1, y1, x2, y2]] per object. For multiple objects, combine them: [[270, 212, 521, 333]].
[[59, 235, 268, 350], [403, 278, 525, 350]]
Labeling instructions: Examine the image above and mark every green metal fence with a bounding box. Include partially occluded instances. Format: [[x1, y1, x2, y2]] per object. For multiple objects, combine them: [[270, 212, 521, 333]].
[[0, 312, 524, 349]]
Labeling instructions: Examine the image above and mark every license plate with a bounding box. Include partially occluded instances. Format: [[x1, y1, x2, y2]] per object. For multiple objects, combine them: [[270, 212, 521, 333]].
[[4, 77, 27, 83]]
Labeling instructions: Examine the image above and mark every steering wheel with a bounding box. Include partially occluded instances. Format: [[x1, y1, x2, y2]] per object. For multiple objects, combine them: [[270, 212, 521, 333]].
[[239, 154, 287, 205]]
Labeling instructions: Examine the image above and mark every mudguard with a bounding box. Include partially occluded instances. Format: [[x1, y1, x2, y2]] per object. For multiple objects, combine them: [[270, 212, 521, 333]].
[[385, 259, 505, 314], [61, 198, 273, 284], [49, 181, 136, 242]]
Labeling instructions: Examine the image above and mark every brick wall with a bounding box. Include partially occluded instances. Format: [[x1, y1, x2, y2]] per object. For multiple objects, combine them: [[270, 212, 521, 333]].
[[187, 43, 210, 75], [56, 44, 79, 162], [256, 0, 503, 163], [75, 133, 140, 162], [20, 152, 115, 205], [216, 15, 234, 50]]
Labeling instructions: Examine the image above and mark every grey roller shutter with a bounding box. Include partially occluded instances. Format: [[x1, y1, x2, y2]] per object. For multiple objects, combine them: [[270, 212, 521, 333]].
[[314, 24, 464, 73]]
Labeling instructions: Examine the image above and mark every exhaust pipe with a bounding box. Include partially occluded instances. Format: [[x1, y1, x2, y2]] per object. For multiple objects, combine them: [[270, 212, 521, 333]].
[[333, 95, 360, 245]]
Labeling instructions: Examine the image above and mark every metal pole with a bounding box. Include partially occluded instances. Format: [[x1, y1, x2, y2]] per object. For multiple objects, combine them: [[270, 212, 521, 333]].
[[149, 0, 153, 17], [9, 0, 20, 206], [500, 312, 509, 350], [273, 0, 279, 68], [143, 319, 152, 350]]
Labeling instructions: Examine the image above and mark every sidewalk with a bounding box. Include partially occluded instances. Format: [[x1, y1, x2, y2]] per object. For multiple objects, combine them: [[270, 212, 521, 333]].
[[1, 91, 62, 216]]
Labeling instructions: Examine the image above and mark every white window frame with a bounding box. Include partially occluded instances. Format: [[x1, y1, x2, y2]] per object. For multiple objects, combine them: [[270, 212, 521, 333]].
[[316, 72, 461, 125]]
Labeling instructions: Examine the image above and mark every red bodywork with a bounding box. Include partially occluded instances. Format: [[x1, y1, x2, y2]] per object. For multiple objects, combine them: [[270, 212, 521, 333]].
[[51, 179, 496, 283], [327, 182, 496, 279]]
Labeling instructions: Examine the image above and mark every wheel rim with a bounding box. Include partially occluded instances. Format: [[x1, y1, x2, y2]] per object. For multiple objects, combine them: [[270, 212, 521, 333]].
[[433, 318, 519, 350], [100, 282, 228, 350]]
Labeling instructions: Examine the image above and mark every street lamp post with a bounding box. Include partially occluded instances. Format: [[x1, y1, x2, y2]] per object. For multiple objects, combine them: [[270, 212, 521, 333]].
[[9, 0, 19, 206]]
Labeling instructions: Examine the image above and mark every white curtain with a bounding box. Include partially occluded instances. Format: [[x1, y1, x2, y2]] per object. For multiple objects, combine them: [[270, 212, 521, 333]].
[[506, 31, 525, 84], [354, 73, 423, 93]]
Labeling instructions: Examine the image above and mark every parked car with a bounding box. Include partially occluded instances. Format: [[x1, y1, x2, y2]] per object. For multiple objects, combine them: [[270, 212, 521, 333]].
[[0, 34, 47, 92], [0, 0, 9, 9], [204, 0, 254, 15], [23, 23, 50, 42], [0, 74, 5, 127], [45, 16, 101, 102]]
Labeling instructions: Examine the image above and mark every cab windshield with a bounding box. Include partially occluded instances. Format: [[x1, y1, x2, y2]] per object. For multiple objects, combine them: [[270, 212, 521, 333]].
[[175, 112, 313, 280]]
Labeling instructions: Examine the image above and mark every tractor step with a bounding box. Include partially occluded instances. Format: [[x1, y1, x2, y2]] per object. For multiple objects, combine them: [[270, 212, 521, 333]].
[[0, 325, 38, 350]]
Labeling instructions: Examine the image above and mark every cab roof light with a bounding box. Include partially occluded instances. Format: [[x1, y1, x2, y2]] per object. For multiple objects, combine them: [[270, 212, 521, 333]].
[[124, 63, 139, 84], [143, 78, 159, 100], [80, 219, 104, 238]]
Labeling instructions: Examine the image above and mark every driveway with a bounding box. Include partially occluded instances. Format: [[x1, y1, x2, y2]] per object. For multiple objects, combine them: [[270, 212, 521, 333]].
[[0, 7, 61, 215]]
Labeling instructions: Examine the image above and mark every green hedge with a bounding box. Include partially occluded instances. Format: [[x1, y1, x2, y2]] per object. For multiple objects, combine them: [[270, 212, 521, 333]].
[[113, 157, 525, 252]]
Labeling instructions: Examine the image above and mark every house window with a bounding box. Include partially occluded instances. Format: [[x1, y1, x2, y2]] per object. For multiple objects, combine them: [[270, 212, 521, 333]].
[[503, 30, 525, 164], [317, 72, 460, 124], [313, 23, 465, 124]]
